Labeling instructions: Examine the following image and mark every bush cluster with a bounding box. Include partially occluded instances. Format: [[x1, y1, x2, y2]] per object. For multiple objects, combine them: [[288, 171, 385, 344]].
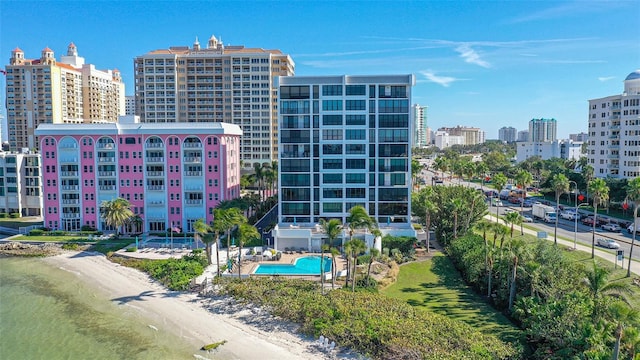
[[219, 278, 518, 359], [138, 252, 207, 290]]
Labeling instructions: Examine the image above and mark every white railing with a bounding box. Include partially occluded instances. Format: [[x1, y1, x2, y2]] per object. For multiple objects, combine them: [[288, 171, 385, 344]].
[[185, 199, 203, 205], [99, 185, 116, 191], [185, 171, 202, 176], [146, 157, 164, 162], [62, 199, 80, 204], [145, 143, 163, 148], [61, 185, 79, 191], [147, 185, 164, 191], [183, 142, 202, 148], [147, 171, 163, 176], [60, 171, 78, 177], [183, 157, 202, 163], [98, 171, 116, 177], [97, 157, 115, 163], [61, 213, 80, 219]]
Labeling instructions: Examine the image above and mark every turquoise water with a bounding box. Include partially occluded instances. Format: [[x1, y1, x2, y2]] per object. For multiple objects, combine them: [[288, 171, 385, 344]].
[[0, 256, 198, 359], [254, 256, 332, 275]]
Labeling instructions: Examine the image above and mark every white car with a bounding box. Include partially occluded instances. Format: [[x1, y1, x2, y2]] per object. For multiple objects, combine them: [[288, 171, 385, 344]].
[[601, 223, 622, 232], [560, 212, 576, 220], [522, 215, 533, 223], [596, 238, 620, 249], [504, 208, 516, 214]]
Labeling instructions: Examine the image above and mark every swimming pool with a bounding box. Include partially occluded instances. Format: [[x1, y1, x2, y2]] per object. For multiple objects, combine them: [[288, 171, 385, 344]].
[[253, 256, 332, 276]]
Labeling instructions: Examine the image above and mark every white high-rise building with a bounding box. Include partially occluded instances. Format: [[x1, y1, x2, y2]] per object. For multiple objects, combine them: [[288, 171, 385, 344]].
[[517, 130, 529, 142], [5, 44, 125, 150], [273, 75, 416, 251], [498, 126, 517, 143], [588, 70, 640, 179], [516, 139, 583, 162], [434, 130, 465, 149], [528, 118, 557, 142], [134, 35, 294, 171], [0, 150, 42, 216], [412, 104, 428, 148]]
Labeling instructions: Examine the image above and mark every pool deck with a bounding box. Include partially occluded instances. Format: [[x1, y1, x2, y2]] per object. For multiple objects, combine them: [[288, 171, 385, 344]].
[[115, 247, 348, 278]]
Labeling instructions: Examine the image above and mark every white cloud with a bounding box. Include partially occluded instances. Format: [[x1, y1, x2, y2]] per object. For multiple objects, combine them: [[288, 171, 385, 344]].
[[598, 76, 615, 82], [419, 71, 459, 87], [455, 44, 491, 68]]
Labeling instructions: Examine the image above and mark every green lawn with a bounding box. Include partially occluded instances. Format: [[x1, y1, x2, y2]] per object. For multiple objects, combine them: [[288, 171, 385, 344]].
[[381, 254, 523, 346], [0, 218, 43, 229], [11, 235, 88, 242]]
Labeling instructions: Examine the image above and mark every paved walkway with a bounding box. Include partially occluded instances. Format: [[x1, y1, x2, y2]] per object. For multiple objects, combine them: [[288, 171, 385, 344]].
[[485, 214, 639, 276]]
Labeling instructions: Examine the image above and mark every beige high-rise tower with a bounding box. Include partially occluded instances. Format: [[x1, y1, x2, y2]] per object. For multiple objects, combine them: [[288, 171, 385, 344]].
[[134, 35, 294, 171], [5, 43, 125, 150]]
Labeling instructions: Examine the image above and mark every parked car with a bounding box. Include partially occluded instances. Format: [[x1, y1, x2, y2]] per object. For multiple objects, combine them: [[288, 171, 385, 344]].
[[522, 215, 533, 223], [601, 223, 622, 232], [596, 238, 620, 249]]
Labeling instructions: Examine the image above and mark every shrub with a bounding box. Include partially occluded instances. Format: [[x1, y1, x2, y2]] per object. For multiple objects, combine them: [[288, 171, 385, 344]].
[[81, 225, 96, 232], [140, 252, 207, 290], [126, 247, 137, 252], [62, 243, 79, 250], [10, 213, 20, 218], [382, 235, 416, 255], [357, 254, 371, 265], [29, 229, 44, 236], [51, 230, 66, 236], [0, 213, 7, 218]]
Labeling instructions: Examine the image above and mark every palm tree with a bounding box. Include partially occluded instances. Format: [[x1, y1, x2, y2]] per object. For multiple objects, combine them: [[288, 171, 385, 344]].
[[625, 177, 640, 277], [329, 247, 340, 289], [236, 223, 259, 279], [424, 190, 437, 253], [320, 243, 330, 294], [100, 197, 134, 236], [588, 179, 610, 258], [126, 214, 143, 234], [492, 172, 508, 219], [366, 248, 380, 287], [507, 238, 528, 311], [622, 326, 640, 360], [450, 198, 465, 239], [193, 218, 212, 263], [349, 239, 367, 292], [433, 156, 448, 178], [609, 301, 640, 360], [476, 162, 489, 190], [583, 261, 632, 319], [503, 211, 522, 238], [346, 205, 377, 242], [582, 164, 595, 201], [551, 173, 570, 245], [253, 162, 266, 201], [486, 246, 496, 298], [515, 170, 533, 235], [411, 159, 422, 189], [343, 240, 353, 288], [211, 209, 229, 276], [320, 218, 342, 293], [224, 208, 246, 264]]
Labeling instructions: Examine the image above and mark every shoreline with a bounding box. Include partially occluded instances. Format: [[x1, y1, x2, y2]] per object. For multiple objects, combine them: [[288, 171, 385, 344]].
[[44, 251, 350, 360]]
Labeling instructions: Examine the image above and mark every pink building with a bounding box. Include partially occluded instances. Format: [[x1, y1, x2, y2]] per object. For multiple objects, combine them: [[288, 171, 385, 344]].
[[35, 122, 242, 233]]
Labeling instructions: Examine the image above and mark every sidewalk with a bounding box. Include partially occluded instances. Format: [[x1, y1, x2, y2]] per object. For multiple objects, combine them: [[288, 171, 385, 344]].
[[485, 214, 639, 276]]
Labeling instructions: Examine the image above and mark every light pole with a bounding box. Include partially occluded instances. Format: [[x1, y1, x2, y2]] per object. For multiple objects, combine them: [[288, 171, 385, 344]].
[[575, 202, 590, 250], [569, 181, 578, 248]]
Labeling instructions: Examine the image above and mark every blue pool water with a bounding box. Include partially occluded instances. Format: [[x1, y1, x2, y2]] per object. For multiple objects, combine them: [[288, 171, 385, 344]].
[[254, 256, 332, 275]]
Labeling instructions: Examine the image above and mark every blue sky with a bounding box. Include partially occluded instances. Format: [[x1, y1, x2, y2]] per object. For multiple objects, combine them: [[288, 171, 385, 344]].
[[1, 0, 639, 140]]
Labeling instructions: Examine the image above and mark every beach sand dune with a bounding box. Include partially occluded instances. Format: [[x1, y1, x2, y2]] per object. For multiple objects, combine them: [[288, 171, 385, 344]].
[[45, 252, 352, 360]]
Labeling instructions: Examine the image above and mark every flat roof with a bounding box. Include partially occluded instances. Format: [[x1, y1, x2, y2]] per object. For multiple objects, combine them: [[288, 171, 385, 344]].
[[35, 122, 242, 136]]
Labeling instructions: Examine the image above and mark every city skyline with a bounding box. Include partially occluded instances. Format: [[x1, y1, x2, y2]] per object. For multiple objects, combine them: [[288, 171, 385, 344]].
[[1, 1, 639, 141]]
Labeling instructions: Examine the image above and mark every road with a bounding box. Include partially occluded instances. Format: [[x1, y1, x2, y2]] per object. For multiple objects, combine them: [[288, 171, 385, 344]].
[[418, 167, 639, 262]]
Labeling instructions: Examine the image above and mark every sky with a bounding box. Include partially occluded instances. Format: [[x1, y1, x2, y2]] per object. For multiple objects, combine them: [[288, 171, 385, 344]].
[[1, 0, 639, 141]]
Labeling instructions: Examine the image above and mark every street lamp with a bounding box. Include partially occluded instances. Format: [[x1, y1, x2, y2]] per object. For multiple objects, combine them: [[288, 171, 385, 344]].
[[568, 181, 578, 248], [575, 202, 590, 250]]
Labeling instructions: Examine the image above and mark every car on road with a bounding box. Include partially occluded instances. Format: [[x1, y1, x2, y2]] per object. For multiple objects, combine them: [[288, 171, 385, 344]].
[[522, 215, 533, 223], [601, 223, 622, 232], [596, 238, 620, 249], [560, 211, 577, 220], [504, 208, 516, 214]]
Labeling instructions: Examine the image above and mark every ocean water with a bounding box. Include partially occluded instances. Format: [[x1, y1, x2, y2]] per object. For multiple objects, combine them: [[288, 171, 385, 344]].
[[0, 256, 199, 360]]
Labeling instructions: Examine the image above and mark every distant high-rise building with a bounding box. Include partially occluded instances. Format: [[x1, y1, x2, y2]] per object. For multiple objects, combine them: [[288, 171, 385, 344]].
[[434, 130, 465, 149], [5, 44, 125, 150], [125, 96, 136, 116], [528, 118, 557, 142], [569, 132, 588, 142], [588, 70, 640, 179], [516, 139, 583, 163], [0, 150, 42, 216], [412, 104, 428, 148], [498, 126, 517, 143], [134, 35, 294, 171], [438, 126, 485, 145], [517, 130, 529, 142]]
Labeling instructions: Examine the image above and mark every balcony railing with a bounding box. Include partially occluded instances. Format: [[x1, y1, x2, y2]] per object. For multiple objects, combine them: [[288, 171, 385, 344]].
[[61, 185, 79, 191], [185, 171, 203, 176], [146, 157, 164, 163], [97, 157, 116, 163], [145, 142, 163, 148], [60, 158, 77, 163], [147, 201, 165, 206], [96, 143, 115, 149], [146, 171, 163, 177], [99, 185, 116, 191], [60, 171, 78, 177], [147, 185, 165, 191], [61, 213, 80, 219], [185, 199, 203, 205], [183, 157, 202, 163], [183, 142, 202, 148], [61, 199, 80, 205], [98, 171, 116, 177]]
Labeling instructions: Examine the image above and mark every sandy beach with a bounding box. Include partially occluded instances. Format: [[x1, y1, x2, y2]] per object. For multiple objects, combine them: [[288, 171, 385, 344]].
[[44, 251, 353, 360]]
